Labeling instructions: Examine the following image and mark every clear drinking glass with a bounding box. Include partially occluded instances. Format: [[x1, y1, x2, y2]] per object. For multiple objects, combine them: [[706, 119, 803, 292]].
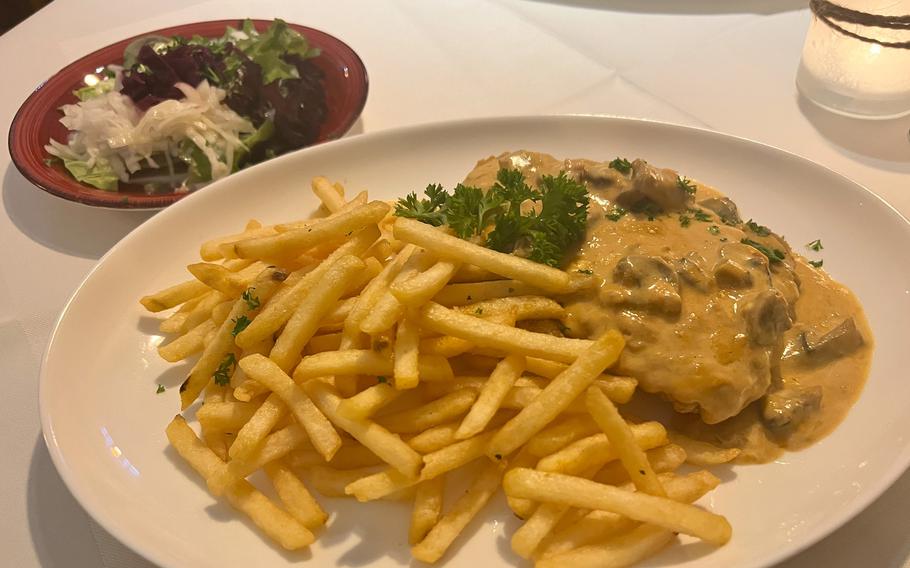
[[796, 0, 910, 119]]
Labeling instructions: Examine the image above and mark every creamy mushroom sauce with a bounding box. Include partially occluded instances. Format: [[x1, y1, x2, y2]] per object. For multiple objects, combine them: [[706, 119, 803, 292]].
[[464, 151, 873, 463]]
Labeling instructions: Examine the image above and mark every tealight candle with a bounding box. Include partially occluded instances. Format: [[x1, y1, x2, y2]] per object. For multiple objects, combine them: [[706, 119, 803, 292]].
[[796, 0, 910, 119]]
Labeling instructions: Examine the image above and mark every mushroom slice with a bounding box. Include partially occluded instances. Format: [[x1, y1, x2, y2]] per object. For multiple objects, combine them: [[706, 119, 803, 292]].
[[742, 289, 793, 346], [761, 386, 822, 430], [789, 317, 865, 364], [603, 255, 682, 315], [676, 252, 710, 291], [699, 197, 741, 224]]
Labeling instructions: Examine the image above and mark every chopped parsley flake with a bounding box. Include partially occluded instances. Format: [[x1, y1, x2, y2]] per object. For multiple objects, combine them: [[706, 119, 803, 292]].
[[678, 214, 692, 228], [474, 307, 484, 315], [809, 259, 824, 268], [691, 209, 712, 222], [806, 239, 823, 252], [745, 219, 771, 236], [708, 225, 720, 235], [605, 206, 627, 222], [576, 268, 593, 275], [677, 176, 697, 195], [213, 353, 237, 386], [741, 238, 785, 264], [231, 315, 252, 337], [609, 157, 632, 174], [241, 288, 260, 310], [377, 376, 389, 384], [156, 384, 166, 394]]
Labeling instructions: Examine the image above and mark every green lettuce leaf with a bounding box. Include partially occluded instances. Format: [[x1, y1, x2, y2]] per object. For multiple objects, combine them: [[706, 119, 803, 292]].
[[231, 19, 321, 84], [72, 77, 116, 101], [232, 119, 275, 171], [62, 158, 120, 191]]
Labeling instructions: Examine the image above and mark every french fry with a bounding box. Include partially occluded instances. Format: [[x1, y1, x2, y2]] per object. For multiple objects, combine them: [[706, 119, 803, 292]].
[[391, 259, 461, 307], [312, 176, 346, 212], [337, 382, 402, 420], [669, 431, 742, 466], [586, 386, 665, 497], [234, 201, 389, 261], [526, 415, 601, 457], [379, 389, 477, 434], [432, 280, 544, 307], [176, 291, 229, 334], [411, 461, 503, 564], [393, 217, 572, 293], [504, 447, 538, 520], [180, 267, 288, 409], [510, 465, 600, 559], [421, 302, 595, 364], [157, 319, 216, 362], [594, 444, 688, 486], [305, 381, 423, 478], [158, 291, 207, 333], [306, 464, 383, 497], [407, 412, 513, 453], [450, 264, 502, 283], [342, 244, 417, 345], [287, 444, 383, 470], [458, 296, 564, 320], [265, 460, 328, 530], [200, 225, 277, 261], [187, 262, 248, 296], [503, 468, 731, 545], [344, 467, 417, 502], [270, 255, 366, 372], [239, 355, 342, 461], [234, 226, 379, 349], [359, 258, 425, 334], [536, 421, 668, 475], [455, 355, 524, 439], [394, 316, 420, 389], [487, 331, 625, 458], [538, 524, 676, 568], [294, 350, 453, 382], [233, 378, 270, 402], [539, 470, 720, 559], [230, 337, 274, 390], [165, 416, 314, 549], [196, 401, 259, 432], [420, 431, 496, 482], [229, 393, 288, 460], [140, 279, 211, 312], [209, 424, 309, 496], [410, 475, 445, 545], [306, 332, 343, 354]]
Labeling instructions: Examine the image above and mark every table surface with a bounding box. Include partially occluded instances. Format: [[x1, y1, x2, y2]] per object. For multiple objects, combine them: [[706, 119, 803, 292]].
[[2, 1, 909, 567]]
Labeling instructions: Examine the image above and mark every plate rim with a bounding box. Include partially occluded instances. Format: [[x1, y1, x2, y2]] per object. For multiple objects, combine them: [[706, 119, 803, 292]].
[[38, 113, 910, 568], [7, 18, 369, 211]]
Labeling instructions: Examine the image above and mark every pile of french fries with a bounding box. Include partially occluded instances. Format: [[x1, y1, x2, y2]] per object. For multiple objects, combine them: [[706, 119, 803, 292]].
[[141, 176, 733, 567]]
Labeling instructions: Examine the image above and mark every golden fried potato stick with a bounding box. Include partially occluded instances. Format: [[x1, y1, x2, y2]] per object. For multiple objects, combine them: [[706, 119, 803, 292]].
[[504, 468, 731, 546], [165, 416, 313, 549], [410, 475, 445, 545], [486, 330, 624, 458], [394, 217, 571, 293]]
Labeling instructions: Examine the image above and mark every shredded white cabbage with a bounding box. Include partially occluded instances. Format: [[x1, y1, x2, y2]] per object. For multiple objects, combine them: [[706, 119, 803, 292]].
[[46, 81, 254, 183]]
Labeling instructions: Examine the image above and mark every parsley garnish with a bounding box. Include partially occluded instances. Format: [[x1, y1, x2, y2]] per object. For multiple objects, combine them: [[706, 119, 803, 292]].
[[377, 376, 388, 384], [395, 168, 589, 267], [691, 209, 712, 222], [605, 206, 627, 222], [609, 157, 632, 174], [576, 268, 593, 275], [213, 353, 237, 386], [156, 384, 166, 394], [708, 225, 720, 235], [231, 315, 252, 336], [241, 288, 260, 310], [809, 259, 824, 268], [474, 307, 484, 315], [678, 214, 691, 228], [806, 239, 823, 252], [741, 238, 785, 264], [394, 183, 449, 226], [745, 220, 771, 236], [677, 176, 697, 195]]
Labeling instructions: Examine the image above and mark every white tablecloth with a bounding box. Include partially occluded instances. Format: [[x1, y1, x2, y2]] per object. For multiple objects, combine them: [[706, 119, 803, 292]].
[[2, 1, 908, 566]]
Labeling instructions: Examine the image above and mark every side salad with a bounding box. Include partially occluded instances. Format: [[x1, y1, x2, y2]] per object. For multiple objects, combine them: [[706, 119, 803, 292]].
[[45, 19, 328, 192]]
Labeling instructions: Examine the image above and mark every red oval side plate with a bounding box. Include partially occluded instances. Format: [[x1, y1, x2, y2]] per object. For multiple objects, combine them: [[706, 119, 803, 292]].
[[8, 20, 368, 210]]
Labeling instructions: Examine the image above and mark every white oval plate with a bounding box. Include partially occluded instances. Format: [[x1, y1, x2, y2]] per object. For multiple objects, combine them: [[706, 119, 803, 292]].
[[40, 116, 910, 568]]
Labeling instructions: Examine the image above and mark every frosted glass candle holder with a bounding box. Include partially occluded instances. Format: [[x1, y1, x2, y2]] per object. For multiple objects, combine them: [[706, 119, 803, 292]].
[[796, 0, 910, 119]]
